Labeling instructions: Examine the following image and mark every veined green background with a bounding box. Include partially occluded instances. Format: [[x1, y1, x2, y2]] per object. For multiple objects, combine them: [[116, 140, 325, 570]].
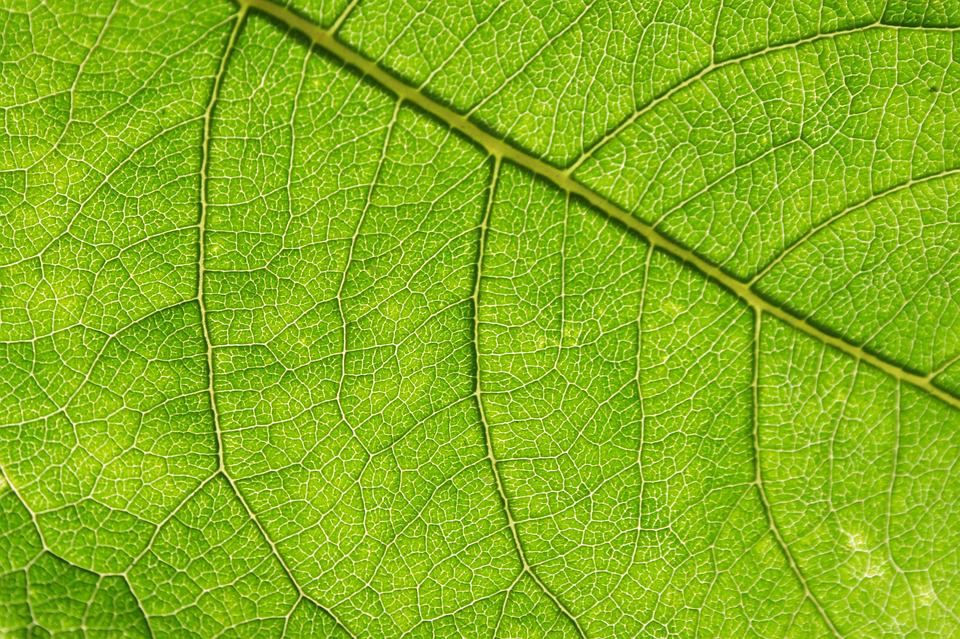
[[1, 0, 958, 636]]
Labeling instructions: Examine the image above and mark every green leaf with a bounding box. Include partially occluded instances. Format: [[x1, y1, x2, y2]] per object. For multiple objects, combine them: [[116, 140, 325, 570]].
[[2, 0, 958, 637]]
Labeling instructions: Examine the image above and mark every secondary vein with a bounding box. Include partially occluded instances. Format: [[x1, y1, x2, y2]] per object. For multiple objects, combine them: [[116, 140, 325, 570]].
[[473, 157, 587, 638], [752, 310, 843, 638], [199, 5, 247, 473], [197, 7, 356, 638]]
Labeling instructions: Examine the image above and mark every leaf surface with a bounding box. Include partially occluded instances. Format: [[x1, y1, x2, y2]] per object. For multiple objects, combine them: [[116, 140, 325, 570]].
[[1, 0, 958, 636]]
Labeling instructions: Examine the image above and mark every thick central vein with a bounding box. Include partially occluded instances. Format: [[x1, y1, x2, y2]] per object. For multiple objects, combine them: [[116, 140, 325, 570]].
[[239, 0, 960, 412]]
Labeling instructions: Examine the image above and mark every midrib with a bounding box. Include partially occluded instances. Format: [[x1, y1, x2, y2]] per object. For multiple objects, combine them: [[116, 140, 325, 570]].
[[240, 0, 960, 412]]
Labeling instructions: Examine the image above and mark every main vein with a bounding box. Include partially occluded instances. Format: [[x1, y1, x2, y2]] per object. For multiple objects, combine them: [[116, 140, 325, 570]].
[[238, 0, 960, 412]]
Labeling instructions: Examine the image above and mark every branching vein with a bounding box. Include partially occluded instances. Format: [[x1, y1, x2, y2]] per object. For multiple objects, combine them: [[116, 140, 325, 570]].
[[196, 7, 356, 637], [239, 0, 960, 411], [473, 156, 587, 638]]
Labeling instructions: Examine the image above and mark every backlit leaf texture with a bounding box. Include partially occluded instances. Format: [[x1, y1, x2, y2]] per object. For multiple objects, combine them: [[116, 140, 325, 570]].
[[2, 0, 959, 636]]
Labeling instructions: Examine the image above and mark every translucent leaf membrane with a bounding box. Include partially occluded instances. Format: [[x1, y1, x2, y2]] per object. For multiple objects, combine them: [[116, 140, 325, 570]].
[[0, 490, 148, 637], [127, 476, 299, 638], [2, 0, 958, 636]]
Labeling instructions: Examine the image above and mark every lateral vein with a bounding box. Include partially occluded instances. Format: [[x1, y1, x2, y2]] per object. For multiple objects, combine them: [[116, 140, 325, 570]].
[[472, 156, 587, 638], [752, 311, 843, 638], [197, 7, 356, 638], [199, 5, 247, 473]]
